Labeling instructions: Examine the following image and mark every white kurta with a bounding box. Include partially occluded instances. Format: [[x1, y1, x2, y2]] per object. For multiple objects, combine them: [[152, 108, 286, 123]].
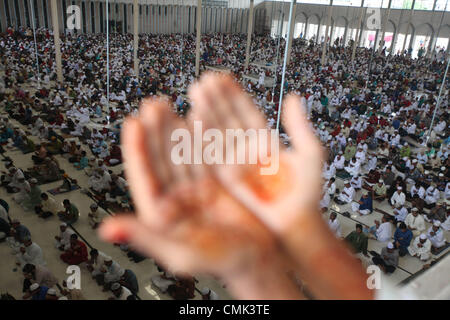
[[376, 222, 392, 243], [408, 237, 431, 261], [390, 192, 406, 207], [404, 214, 426, 237], [427, 227, 446, 248], [16, 243, 46, 267], [56, 228, 75, 251], [338, 186, 355, 204], [328, 218, 342, 238]]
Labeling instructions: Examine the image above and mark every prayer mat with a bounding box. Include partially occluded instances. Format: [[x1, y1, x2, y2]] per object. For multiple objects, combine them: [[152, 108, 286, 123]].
[[336, 170, 351, 180], [48, 185, 80, 195], [432, 242, 450, 255]]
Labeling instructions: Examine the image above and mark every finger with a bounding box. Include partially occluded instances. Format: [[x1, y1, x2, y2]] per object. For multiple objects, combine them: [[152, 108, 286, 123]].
[[99, 215, 202, 273], [283, 95, 323, 158], [139, 97, 175, 190], [122, 117, 164, 224]]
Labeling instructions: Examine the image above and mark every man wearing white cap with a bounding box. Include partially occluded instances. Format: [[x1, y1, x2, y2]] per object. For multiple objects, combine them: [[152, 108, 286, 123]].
[[393, 204, 408, 223], [88, 203, 104, 229], [55, 223, 75, 251], [408, 234, 432, 261], [351, 191, 373, 216], [101, 257, 124, 291], [365, 215, 392, 243], [371, 242, 399, 274], [333, 152, 345, 170], [390, 187, 405, 208], [109, 282, 135, 300], [424, 184, 440, 208], [335, 181, 355, 205], [372, 179, 387, 201], [427, 221, 446, 253], [344, 157, 360, 177], [404, 208, 426, 237], [201, 287, 219, 300], [28, 283, 49, 300]]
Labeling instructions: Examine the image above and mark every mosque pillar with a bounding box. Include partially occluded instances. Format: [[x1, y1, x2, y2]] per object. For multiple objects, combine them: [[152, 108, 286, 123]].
[[50, 0, 63, 83], [285, 1, 297, 66], [195, 0, 202, 77], [321, 1, 333, 66], [133, 0, 139, 79], [244, 0, 255, 69], [351, 5, 365, 63], [401, 0, 416, 53], [378, 0, 392, 54]]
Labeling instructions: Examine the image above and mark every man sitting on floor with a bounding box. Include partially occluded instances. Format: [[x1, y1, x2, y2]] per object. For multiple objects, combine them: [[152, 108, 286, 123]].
[[371, 242, 399, 274], [57, 199, 79, 224], [427, 221, 447, 254], [345, 224, 369, 257], [365, 215, 392, 243], [351, 191, 373, 216], [393, 222, 413, 257], [335, 181, 355, 205], [35, 193, 63, 219], [60, 234, 88, 265], [408, 233, 432, 261], [372, 179, 387, 201]]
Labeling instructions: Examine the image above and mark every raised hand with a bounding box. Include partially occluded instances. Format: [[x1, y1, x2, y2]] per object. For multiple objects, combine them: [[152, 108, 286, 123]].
[[99, 96, 302, 299]]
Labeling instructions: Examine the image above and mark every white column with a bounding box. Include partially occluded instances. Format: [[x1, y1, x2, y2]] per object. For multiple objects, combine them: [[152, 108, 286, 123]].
[[402, 0, 416, 53], [286, 1, 297, 65], [352, 6, 365, 63], [195, 0, 202, 77], [50, 0, 63, 83], [321, 1, 333, 66], [244, 0, 254, 69], [133, 0, 139, 78]]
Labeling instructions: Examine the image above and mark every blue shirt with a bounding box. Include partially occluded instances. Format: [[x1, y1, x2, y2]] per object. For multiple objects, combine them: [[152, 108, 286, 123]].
[[359, 196, 373, 212], [32, 286, 49, 300], [394, 228, 413, 248], [393, 119, 400, 130]]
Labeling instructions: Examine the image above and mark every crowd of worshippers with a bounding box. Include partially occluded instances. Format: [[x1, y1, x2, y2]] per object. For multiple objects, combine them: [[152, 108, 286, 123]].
[[0, 25, 449, 297]]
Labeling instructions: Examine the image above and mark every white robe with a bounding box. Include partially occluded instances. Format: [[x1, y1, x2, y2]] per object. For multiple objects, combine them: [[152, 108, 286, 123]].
[[408, 237, 431, 261], [375, 222, 392, 243], [427, 227, 446, 248], [328, 218, 342, 238], [16, 242, 46, 267], [404, 214, 426, 237], [338, 186, 355, 204]]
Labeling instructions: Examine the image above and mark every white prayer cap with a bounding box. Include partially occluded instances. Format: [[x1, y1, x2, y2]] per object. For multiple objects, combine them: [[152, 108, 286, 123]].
[[30, 283, 39, 291], [388, 161, 393, 164], [201, 287, 211, 295], [47, 288, 57, 296], [90, 203, 98, 209], [419, 234, 427, 240], [339, 151, 343, 155], [58, 296, 69, 300], [404, 142, 408, 146], [439, 173, 444, 177], [397, 187, 402, 190], [379, 179, 384, 183], [104, 256, 112, 262], [412, 159, 418, 163], [29, 178, 38, 184], [441, 166, 446, 171], [60, 223, 67, 227], [111, 283, 120, 291], [411, 207, 418, 212], [434, 221, 441, 227], [402, 157, 408, 161], [425, 170, 430, 174], [348, 138, 352, 141], [387, 242, 394, 249]]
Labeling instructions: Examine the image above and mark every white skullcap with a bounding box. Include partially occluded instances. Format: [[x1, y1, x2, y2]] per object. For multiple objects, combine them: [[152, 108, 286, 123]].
[[60, 223, 67, 227], [404, 142, 408, 146], [104, 256, 112, 262], [419, 234, 427, 240], [111, 283, 120, 291], [425, 170, 430, 174], [412, 159, 418, 163], [411, 207, 418, 212], [379, 179, 384, 183], [201, 287, 211, 295], [441, 166, 446, 171], [387, 242, 394, 249], [402, 157, 408, 161], [90, 203, 98, 209], [439, 173, 444, 177], [47, 288, 57, 296], [30, 178, 38, 184], [397, 187, 402, 190], [434, 221, 441, 227], [58, 296, 69, 300], [30, 283, 39, 291]]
